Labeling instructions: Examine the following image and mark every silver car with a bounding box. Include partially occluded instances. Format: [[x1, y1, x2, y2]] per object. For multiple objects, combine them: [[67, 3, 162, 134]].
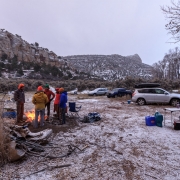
[[132, 87, 180, 106], [88, 88, 108, 96]]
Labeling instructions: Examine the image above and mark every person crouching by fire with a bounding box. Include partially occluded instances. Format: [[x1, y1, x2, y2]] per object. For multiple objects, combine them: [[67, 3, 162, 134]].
[[14, 83, 25, 123], [44, 84, 55, 120], [53, 88, 61, 117], [32, 86, 48, 128], [58, 88, 67, 124]]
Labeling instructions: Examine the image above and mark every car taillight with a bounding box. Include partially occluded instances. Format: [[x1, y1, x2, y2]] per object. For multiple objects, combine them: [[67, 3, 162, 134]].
[[132, 92, 136, 97]]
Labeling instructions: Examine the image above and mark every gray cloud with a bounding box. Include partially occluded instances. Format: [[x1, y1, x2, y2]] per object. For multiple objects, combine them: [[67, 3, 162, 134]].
[[0, 0, 178, 65]]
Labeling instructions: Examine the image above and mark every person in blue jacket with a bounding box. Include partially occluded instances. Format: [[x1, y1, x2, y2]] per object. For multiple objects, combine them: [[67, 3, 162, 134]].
[[59, 88, 67, 124]]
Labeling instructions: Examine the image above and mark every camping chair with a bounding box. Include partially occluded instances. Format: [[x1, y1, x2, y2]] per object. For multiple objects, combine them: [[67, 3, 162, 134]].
[[69, 102, 81, 117]]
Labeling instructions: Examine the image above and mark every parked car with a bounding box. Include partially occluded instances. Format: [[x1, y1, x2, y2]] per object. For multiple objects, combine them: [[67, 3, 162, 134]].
[[132, 87, 180, 106], [107, 88, 132, 98], [70, 88, 78, 95], [88, 88, 108, 96]]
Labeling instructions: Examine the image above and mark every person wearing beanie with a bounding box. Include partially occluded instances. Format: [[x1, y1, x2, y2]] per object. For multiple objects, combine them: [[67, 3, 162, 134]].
[[32, 86, 48, 128], [58, 87, 67, 124], [59, 88, 64, 93], [44, 84, 55, 119], [37, 86, 43, 91], [54, 88, 61, 117], [14, 83, 25, 123]]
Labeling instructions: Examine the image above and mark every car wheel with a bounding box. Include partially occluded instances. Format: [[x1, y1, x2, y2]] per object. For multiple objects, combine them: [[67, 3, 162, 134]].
[[170, 98, 180, 107], [114, 95, 117, 98], [93, 93, 96, 96], [137, 98, 146, 105]]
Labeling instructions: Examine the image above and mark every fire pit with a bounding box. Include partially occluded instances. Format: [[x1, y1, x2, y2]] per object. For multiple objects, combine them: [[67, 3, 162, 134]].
[[24, 110, 62, 126], [25, 110, 35, 123]]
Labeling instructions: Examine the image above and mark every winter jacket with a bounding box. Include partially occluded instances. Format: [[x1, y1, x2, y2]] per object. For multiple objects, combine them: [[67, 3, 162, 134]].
[[14, 89, 25, 103], [44, 89, 55, 102], [32, 91, 49, 110], [59, 91, 67, 108], [54, 93, 61, 105]]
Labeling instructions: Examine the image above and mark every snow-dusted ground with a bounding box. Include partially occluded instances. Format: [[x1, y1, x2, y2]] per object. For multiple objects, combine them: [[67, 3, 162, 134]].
[[1, 94, 180, 180]]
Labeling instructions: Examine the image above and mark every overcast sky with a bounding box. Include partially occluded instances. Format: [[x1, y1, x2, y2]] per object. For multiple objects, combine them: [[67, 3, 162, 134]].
[[0, 0, 178, 65]]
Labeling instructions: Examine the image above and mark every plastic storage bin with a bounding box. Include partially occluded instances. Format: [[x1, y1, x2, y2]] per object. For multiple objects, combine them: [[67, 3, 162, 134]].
[[2, 111, 17, 119], [127, 100, 131, 104], [155, 112, 163, 127], [145, 116, 156, 126], [174, 120, 180, 130]]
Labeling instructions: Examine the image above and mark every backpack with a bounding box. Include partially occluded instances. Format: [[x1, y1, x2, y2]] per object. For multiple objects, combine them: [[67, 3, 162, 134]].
[[83, 112, 101, 123]]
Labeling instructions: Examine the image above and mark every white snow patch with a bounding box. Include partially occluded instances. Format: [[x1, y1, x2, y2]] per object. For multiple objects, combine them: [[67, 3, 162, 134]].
[[2, 95, 180, 179]]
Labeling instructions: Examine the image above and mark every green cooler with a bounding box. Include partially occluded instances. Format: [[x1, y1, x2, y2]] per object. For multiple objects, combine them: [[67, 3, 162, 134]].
[[155, 112, 163, 127]]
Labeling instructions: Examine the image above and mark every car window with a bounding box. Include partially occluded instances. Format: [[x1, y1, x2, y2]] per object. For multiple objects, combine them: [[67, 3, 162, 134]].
[[148, 89, 156, 93], [99, 89, 104, 91], [118, 88, 126, 92], [155, 89, 165, 94], [116, 89, 119, 92], [138, 89, 149, 93], [138, 89, 156, 93]]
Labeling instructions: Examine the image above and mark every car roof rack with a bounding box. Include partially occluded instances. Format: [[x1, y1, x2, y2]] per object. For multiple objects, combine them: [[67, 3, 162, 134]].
[[134, 83, 160, 88]]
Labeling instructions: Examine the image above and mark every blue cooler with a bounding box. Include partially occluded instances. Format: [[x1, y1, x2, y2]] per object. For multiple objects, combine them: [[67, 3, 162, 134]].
[[145, 116, 156, 126]]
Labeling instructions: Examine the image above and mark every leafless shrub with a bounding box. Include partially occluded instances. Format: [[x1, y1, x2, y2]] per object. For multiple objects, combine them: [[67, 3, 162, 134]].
[[1, 78, 180, 93], [0, 94, 9, 166]]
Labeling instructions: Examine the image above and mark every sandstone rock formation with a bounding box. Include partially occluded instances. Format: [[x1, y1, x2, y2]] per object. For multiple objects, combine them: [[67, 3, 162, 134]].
[[0, 30, 64, 67]]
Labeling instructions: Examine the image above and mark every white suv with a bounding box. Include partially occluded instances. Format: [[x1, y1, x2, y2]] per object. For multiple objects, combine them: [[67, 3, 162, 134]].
[[88, 88, 108, 96], [132, 87, 180, 106]]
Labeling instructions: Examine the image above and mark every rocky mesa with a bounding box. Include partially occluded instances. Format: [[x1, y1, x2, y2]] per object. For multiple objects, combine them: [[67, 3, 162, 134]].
[[0, 29, 64, 67]]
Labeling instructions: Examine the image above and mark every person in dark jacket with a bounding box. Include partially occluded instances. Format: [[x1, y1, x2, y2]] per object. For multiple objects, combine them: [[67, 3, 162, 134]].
[[59, 88, 67, 124], [44, 84, 55, 119], [14, 83, 25, 123]]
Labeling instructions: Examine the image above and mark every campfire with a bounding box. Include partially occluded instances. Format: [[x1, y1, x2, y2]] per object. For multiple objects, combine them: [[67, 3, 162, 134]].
[[25, 110, 48, 123], [25, 110, 35, 122]]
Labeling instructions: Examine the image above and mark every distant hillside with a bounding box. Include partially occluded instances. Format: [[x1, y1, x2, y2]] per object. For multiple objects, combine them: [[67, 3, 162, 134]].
[[64, 54, 153, 81], [126, 54, 142, 63], [0, 29, 153, 81]]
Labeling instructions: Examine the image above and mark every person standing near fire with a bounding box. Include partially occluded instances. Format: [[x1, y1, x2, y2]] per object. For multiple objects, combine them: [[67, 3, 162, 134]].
[[59, 88, 67, 124], [32, 86, 48, 128], [44, 84, 55, 119], [54, 88, 61, 117], [14, 83, 25, 123]]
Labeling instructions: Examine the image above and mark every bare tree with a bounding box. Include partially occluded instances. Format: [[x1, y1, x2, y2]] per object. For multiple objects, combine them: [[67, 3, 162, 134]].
[[152, 47, 180, 80], [162, 0, 180, 42]]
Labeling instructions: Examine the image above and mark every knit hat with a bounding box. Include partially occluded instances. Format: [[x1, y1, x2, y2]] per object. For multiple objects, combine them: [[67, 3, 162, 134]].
[[44, 84, 49, 89], [59, 88, 64, 93], [37, 86, 43, 91], [55, 88, 59, 92], [18, 83, 25, 89]]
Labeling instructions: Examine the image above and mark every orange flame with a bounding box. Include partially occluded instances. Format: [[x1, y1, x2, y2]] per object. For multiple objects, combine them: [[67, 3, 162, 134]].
[[25, 110, 47, 123], [25, 110, 36, 122]]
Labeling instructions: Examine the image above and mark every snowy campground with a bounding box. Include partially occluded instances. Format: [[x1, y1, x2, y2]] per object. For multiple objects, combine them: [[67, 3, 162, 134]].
[[1, 92, 180, 180]]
